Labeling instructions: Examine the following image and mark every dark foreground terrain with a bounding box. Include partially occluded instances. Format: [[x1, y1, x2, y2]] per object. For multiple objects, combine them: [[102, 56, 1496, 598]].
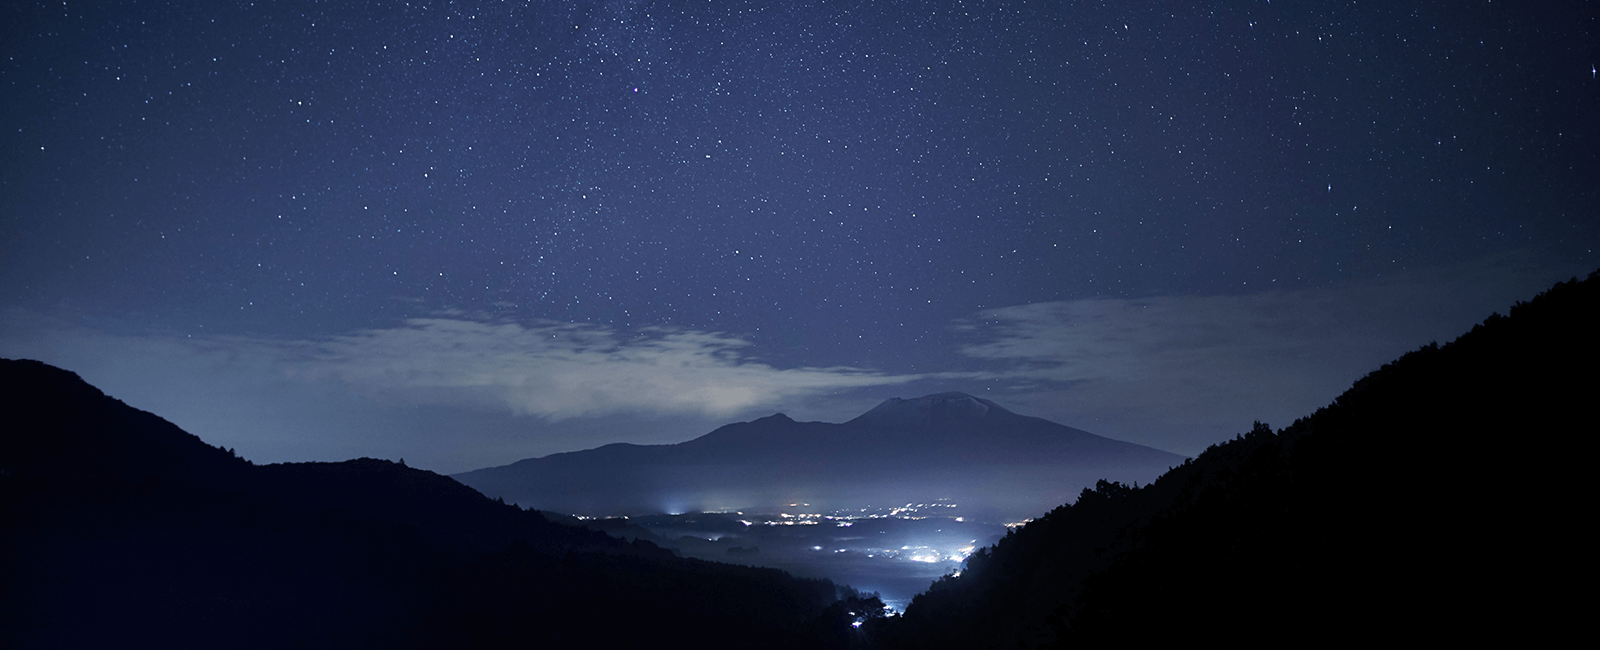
[[865, 272, 1597, 648], [0, 359, 870, 649]]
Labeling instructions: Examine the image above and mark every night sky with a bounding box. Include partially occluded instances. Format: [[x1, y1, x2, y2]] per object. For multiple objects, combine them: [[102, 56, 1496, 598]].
[[4, 1, 1596, 474]]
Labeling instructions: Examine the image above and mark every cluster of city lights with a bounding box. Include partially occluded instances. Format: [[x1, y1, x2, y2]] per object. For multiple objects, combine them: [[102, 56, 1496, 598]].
[[801, 541, 979, 565], [859, 544, 978, 564], [741, 501, 967, 526], [579, 500, 1005, 573]]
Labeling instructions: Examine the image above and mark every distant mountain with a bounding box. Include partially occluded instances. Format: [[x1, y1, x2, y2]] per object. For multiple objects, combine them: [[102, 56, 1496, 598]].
[[454, 392, 1185, 520], [867, 273, 1598, 648], [0, 359, 858, 649]]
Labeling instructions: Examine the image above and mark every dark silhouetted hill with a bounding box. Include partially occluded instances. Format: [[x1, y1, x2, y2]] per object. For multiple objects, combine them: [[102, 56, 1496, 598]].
[[0, 359, 856, 649], [867, 272, 1597, 648], [454, 393, 1184, 520]]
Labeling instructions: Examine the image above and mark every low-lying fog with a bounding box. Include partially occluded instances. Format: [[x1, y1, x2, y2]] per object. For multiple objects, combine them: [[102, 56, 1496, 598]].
[[574, 500, 1021, 611]]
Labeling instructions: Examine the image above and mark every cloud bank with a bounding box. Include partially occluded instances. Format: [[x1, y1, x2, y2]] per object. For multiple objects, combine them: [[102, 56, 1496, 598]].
[[0, 312, 928, 469], [1, 311, 921, 423], [293, 318, 917, 419]]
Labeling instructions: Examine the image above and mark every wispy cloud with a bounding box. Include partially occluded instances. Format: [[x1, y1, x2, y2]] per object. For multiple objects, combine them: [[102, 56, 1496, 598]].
[[1, 311, 929, 469], [293, 318, 918, 419], [949, 260, 1574, 453], [1, 311, 920, 422], [956, 292, 1401, 421]]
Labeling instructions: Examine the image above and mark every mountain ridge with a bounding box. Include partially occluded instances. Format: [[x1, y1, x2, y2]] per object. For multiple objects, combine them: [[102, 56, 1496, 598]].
[[455, 391, 1184, 519]]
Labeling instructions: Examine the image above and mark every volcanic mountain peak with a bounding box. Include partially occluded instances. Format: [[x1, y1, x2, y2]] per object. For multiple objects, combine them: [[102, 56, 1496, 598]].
[[454, 388, 1184, 519], [847, 391, 1011, 429]]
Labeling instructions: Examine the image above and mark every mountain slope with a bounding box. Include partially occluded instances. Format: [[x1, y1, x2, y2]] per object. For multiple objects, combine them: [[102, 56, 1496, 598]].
[[870, 272, 1598, 648], [0, 359, 851, 649], [454, 393, 1185, 519]]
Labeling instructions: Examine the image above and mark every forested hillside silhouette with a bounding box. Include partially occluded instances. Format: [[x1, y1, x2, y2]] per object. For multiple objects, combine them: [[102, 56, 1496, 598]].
[[869, 271, 1597, 648], [0, 359, 861, 649]]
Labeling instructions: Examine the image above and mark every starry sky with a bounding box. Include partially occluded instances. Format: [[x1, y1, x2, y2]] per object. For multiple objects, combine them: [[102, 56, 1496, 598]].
[[4, 1, 1596, 474]]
